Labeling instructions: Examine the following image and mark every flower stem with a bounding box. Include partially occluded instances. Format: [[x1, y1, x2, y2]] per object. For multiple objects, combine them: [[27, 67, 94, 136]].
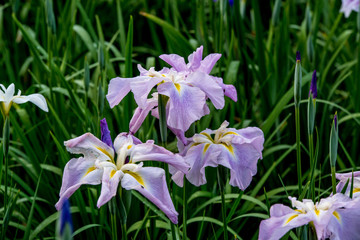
[[308, 134, 315, 200], [183, 179, 187, 239], [3, 116, 10, 209], [331, 166, 337, 195], [217, 167, 228, 240], [295, 107, 302, 195]]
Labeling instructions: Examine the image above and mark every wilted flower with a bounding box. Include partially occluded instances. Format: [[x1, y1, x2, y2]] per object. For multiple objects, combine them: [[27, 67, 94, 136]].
[[259, 194, 360, 240], [107, 46, 237, 135], [0, 83, 48, 116], [171, 121, 264, 189], [336, 171, 360, 198], [340, 0, 359, 18], [55, 119, 189, 224]]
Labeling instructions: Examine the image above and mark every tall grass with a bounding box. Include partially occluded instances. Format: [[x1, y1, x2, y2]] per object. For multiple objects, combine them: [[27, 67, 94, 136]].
[[1, 0, 360, 239]]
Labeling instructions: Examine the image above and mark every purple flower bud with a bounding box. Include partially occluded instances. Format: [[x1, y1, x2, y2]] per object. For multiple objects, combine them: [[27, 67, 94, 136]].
[[60, 199, 73, 235], [100, 118, 113, 148], [296, 51, 301, 62], [334, 112, 338, 131], [229, 0, 234, 7], [309, 70, 317, 98]]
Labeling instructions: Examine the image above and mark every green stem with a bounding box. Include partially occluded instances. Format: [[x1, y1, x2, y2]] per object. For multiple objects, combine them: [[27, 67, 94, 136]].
[[183, 179, 187, 239], [331, 166, 337, 195], [3, 117, 10, 209], [110, 198, 118, 240], [217, 168, 228, 240], [308, 134, 315, 200], [295, 107, 302, 195]]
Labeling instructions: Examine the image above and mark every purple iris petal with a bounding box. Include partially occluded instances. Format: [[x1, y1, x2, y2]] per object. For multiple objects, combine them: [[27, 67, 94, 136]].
[[100, 118, 113, 148], [309, 70, 317, 98], [60, 198, 73, 235], [296, 51, 301, 61], [229, 0, 234, 7], [340, 0, 360, 18]]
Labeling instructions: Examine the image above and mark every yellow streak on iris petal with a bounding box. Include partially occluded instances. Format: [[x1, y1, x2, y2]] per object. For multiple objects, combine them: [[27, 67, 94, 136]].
[[127, 145, 132, 149], [200, 132, 214, 142], [174, 83, 181, 94], [284, 214, 298, 225], [203, 143, 210, 154], [353, 188, 360, 194], [84, 166, 96, 177], [125, 171, 145, 187], [222, 131, 239, 137], [295, 209, 304, 213], [221, 143, 234, 155], [333, 211, 341, 222], [95, 146, 114, 162], [315, 209, 320, 216], [110, 169, 116, 178]]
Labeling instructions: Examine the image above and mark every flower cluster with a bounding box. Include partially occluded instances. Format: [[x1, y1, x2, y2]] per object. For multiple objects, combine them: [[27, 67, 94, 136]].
[[259, 194, 360, 240]]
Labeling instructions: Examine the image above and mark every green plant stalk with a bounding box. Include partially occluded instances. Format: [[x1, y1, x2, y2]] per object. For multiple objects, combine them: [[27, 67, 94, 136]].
[[217, 168, 228, 240], [109, 198, 118, 240], [295, 107, 302, 195], [309, 134, 315, 200], [183, 179, 187, 239], [331, 166, 337, 195], [3, 116, 10, 209], [158, 94, 177, 240]]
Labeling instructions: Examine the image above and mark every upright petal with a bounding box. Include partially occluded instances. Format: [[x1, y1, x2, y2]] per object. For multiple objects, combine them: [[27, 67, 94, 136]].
[[259, 204, 311, 240], [187, 72, 225, 109], [130, 141, 189, 173], [129, 96, 158, 134], [100, 118, 113, 148], [64, 133, 115, 162], [12, 93, 48, 112], [198, 53, 221, 74], [187, 46, 203, 71], [157, 82, 208, 132], [97, 167, 124, 208], [55, 157, 103, 210], [121, 167, 178, 224], [130, 76, 162, 108], [4, 83, 15, 102], [213, 76, 238, 102], [159, 54, 187, 72]]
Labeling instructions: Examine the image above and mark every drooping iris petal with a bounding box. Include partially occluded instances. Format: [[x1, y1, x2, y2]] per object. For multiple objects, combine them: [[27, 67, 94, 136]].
[[55, 157, 103, 210], [121, 167, 178, 224], [159, 54, 187, 72], [12, 93, 48, 112], [129, 95, 158, 134], [340, 0, 360, 18], [130, 140, 189, 174], [213, 76, 238, 102], [64, 133, 114, 162], [100, 118, 113, 148], [106, 76, 135, 108], [130, 76, 162, 109], [97, 167, 124, 208], [231, 127, 265, 155], [157, 82, 208, 132], [184, 144, 221, 186], [259, 204, 311, 240], [187, 72, 225, 109]]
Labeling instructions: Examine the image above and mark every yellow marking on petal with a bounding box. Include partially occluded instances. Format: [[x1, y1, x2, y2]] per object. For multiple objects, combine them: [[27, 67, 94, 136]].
[[127, 145, 132, 149], [174, 83, 181, 94], [353, 188, 360, 194], [84, 166, 96, 177], [203, 144, 210, 154], [295, 209, 304, 213], [95, 146, 114, 162], [110, 169, 117, 178], [222, 131, 239, 137], [125, 171, 145, 187], [200, 132, 214, 142], [333, 211, 341, 222], [315, 209, 320, 216], [157, 80, 165, 86], [284, 214, 298, 225], [221, 143, 234, 155]]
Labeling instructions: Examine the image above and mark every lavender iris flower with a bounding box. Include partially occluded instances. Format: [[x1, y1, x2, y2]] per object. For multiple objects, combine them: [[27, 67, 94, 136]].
[[340, 0, 360, 18], [171, 121, 264, 189], [55, 119, 189, 224], [107, 46, 237, 135], [259, 194, 360, 240], [336, 171, 360, 198]]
